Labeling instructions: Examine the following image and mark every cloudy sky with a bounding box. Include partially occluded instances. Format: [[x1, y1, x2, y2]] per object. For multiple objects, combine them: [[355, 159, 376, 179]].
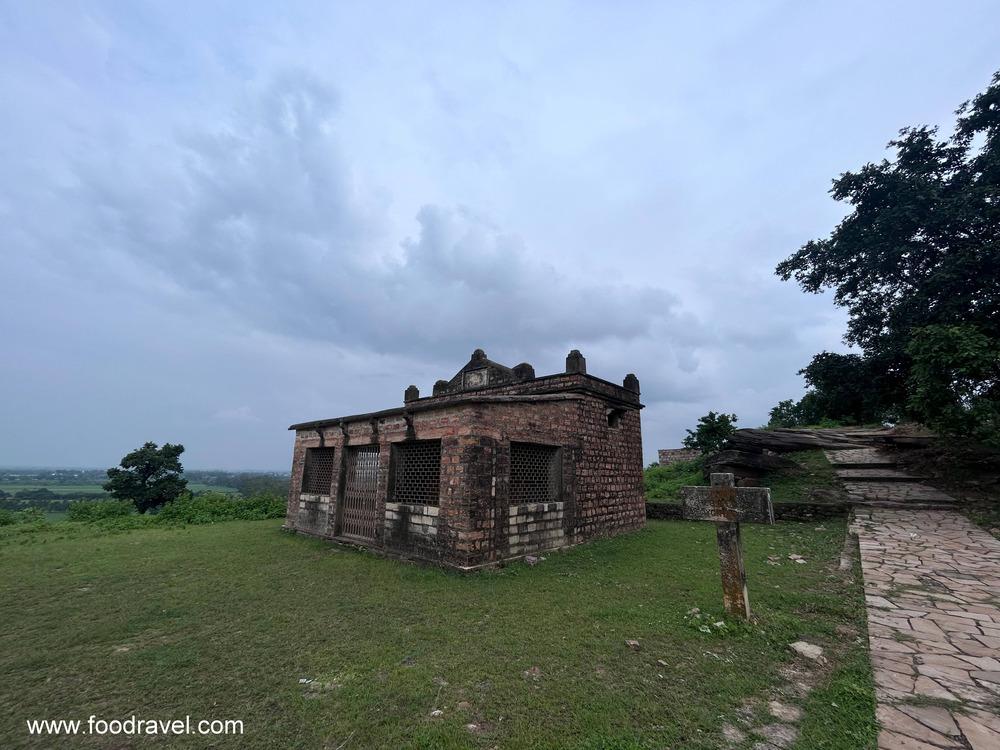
[[2, 2, 998, 470]]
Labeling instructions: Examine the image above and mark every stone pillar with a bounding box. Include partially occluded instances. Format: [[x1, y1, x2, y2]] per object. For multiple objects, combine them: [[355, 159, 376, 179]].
[[565, 349, 586, 374], [623, 373, 640, 394], [404, 385, 419, 402], [513, 362, 535, 381]]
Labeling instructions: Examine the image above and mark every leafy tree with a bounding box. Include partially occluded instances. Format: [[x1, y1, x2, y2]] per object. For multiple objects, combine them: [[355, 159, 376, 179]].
[[792, 391, 825, 425], [776, 70, 1000, 438], [767, 399, 800, 428], [799, 352, 895, 424], [906, 325, 1000, 446], [104, 442, 188, 513], [767, 392, 829, 428], [682, 411, 738, 454]]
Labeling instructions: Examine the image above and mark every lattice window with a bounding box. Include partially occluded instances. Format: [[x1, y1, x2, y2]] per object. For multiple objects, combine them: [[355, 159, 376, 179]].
[[302, 447, 336, 495], [510, 442, 560, 504], [391, 440, 442, 505]]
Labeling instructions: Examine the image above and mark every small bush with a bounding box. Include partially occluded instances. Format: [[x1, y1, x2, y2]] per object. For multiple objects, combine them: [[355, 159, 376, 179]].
[[68, 499, 135, 522], [16, 507, 48, 525], [154, 491, 286, 525], [0, 507, 50, 527], [238, 492, 287, 520]]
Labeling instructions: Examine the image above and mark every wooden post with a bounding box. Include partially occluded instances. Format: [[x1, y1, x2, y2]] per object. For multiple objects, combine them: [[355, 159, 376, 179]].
[[716, 520, 751, 619]]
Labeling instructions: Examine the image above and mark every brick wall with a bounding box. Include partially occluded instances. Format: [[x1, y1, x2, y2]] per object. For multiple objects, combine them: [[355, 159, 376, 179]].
[[657, 448, 700, 465]]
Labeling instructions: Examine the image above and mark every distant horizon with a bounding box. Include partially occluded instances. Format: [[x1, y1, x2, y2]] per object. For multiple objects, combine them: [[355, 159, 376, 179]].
[[0, 465, 290, 475]]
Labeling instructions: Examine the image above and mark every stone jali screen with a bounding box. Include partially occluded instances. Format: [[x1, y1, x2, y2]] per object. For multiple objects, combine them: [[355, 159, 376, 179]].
[[390, 440, 442, 505], [510, 442, 561, 504]]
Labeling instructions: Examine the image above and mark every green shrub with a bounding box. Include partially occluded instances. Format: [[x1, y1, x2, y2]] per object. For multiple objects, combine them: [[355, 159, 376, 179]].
[[16, 507, 48, 525], [67, 499, 135, 522], [154, 491, 286, 525], [644, 460, 705, 502], [238, 492, 287, 520], [0, 509, 16, 526], [91, 515, 153, 531]]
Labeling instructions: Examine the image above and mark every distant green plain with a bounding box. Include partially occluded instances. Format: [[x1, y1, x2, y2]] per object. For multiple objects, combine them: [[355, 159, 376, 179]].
[[0, 483, 236, 496]]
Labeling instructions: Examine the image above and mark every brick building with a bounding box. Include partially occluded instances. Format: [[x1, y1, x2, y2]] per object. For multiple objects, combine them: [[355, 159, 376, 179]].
[[284, 349, 645, 571]]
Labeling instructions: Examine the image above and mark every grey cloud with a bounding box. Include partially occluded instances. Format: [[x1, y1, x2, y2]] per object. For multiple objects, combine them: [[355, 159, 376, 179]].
[[47, 72, 686, 359]]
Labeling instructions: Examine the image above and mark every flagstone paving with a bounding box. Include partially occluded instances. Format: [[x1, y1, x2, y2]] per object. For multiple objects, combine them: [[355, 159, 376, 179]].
[[819, 433, 1000, 747], [852, 508, 1000, 748]]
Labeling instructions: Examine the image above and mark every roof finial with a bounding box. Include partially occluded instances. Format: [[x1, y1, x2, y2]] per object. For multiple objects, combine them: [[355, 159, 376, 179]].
[[566, 349, 586, 374]]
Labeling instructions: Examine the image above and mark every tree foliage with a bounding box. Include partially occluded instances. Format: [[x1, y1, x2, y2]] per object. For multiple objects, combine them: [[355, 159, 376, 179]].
[[799, 352, 896, 424], [682, 411, 738, 454], [906, 324, 1000, 446], [104, 442, 188, 513], [775, 70, 1000, 439]]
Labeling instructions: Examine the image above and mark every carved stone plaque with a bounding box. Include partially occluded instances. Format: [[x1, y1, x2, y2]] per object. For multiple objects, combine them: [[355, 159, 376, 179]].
[[463, 369, 489, 389]]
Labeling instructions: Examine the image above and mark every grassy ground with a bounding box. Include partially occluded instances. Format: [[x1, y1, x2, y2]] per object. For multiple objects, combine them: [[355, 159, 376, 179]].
[[643, 460, 705, 503], [759, 450, 843, 505], [0, 518, 874, 749]]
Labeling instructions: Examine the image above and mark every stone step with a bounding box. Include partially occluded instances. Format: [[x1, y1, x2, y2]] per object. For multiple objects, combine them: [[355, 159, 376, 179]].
[[823, 448, 897, 467], [848, 500, 958, 510], [830, 462, 899, 470], [835, 468, 924, 482], [842, 481, 958, 505]]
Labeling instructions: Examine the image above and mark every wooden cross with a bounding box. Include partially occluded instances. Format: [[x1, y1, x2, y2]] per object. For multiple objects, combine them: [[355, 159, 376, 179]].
[[679, 472, 774, 620]]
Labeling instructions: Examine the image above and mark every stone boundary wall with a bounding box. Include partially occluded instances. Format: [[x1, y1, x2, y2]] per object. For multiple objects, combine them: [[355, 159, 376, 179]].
[[657, 448, 701, 465], [509, 501, 567, 556], [645, 501, 848, 521]]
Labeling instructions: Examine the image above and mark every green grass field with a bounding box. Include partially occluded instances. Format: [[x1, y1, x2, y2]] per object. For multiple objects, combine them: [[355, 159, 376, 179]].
[[0, 483, 236, 496], [0, 518, 875, 749]]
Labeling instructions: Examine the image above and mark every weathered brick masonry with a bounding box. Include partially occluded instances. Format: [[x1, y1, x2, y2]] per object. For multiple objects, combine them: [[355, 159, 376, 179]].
[[284, 349, 645, 570], [657, 448, 700, 465]]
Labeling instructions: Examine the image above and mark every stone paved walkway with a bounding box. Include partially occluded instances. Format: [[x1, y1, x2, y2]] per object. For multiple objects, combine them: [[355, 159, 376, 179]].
[[822, 434, 1000, 748], [851, 508, 1000, 748]]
